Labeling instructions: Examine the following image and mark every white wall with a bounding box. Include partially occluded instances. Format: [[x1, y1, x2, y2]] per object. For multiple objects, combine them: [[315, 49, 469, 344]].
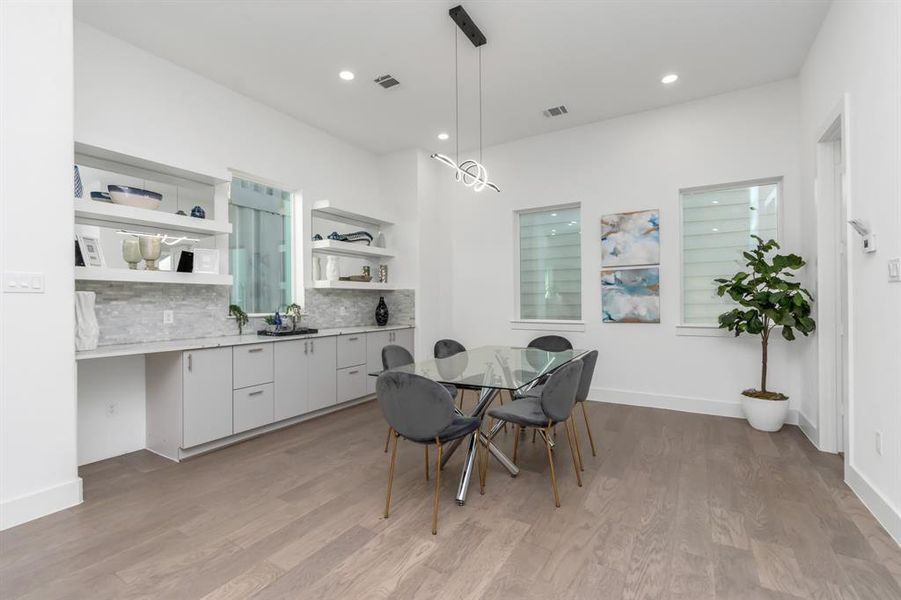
[[799, 0, 901, 542], [437, 80, 807, 420], [72, 22, 399, 467], [0, 0, 81, 530]]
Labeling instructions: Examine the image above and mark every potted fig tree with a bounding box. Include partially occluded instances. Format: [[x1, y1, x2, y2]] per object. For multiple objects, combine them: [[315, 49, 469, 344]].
[[714, 236, 816, 432]]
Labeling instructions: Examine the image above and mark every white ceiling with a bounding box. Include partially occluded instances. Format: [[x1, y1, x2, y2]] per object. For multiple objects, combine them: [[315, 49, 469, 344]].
[[75, 0, 830, 155]]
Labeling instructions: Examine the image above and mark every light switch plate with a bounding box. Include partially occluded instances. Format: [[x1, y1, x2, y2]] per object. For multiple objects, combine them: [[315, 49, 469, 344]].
[[888, 258, 901, 282], [3, 271, 44, 293]]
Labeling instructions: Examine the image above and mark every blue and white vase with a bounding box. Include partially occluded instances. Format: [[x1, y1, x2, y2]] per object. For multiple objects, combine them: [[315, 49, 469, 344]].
[[73, 165, 83, 198]]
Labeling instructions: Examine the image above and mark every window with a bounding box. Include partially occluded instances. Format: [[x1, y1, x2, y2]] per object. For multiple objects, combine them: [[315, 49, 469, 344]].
[[517, 205, 581, 320], [229, 177, 293, 314], [680, 178, 780, 325]]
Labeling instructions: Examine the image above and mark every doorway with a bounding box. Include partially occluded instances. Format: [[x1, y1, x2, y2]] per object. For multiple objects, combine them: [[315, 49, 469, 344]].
[[815, 104, 851, 456]]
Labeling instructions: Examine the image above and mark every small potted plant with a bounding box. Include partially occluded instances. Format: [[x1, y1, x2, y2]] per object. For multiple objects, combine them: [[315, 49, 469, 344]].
[[714, 236, 816, 432], [263, 312, 283, 334], [285, 303, 303, 331], [228, 304, 249, 335]]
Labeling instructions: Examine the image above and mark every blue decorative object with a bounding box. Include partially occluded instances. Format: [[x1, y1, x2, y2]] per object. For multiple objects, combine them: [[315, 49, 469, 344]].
[[327, 231, 341, 240], [312, 234, 323, 241], [190, 205, 206, 219], [74, 166, 83, 198], [375, 296, 389, 326], [90, 191, 112, 202], [274, 312, 283, 327]]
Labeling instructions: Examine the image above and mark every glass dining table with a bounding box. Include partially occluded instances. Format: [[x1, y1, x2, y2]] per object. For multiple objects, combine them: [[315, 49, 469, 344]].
[[370, 345, 587, 505]]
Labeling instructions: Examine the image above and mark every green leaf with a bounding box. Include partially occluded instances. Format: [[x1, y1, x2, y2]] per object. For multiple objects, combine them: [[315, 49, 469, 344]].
[[782, 326, 795, 341]]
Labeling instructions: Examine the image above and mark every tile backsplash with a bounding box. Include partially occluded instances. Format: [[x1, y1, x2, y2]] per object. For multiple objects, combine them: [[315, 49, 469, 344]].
[[76, 282, 415, 346]]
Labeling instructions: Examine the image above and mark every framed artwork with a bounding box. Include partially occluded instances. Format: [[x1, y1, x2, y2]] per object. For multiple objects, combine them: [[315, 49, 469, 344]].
[[601, 267, 660, 323], [75, 225, 106, 268], [601, 209, 659, 267]]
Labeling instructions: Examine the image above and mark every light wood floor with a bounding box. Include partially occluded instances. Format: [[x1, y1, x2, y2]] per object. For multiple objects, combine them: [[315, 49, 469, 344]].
[[1, 400, 899, 599]]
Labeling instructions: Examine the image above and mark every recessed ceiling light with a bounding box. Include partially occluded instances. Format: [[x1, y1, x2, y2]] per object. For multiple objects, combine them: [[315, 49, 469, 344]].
[[551, 213, 557, 217], [712, 200, 719, 204], [437, 132, 449, 141], [339, 70, 355, 81], [661, 73, 679, 84], [712, 228, 719, 232]]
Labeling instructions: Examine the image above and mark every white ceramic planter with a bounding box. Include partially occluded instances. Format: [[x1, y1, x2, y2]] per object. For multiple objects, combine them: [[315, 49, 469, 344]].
[[741, 393, 789, 432]]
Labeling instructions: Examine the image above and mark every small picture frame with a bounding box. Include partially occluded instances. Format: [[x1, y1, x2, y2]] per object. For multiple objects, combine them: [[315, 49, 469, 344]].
[[75, 225, 106, 268], [192, 248, 219, 274]]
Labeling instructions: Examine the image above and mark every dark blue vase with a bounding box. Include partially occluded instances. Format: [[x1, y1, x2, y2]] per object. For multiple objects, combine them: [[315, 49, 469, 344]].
[[375, 296, 389, 326], [190, 205, 206, 219]]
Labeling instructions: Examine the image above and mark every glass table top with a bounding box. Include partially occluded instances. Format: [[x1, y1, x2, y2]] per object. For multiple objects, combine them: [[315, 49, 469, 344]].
[[369, 345, 587, 391]]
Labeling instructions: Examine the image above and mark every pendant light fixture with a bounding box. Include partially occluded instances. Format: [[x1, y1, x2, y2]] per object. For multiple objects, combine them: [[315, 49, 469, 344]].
[[431, 5, 500, 193]]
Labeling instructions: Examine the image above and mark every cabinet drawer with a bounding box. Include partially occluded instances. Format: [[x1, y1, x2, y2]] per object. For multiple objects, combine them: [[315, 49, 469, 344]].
[[233, 383, 274, 433], [233, 343, 273, 389], [336, 365, 367, 403], [336, 334, 366, 369]]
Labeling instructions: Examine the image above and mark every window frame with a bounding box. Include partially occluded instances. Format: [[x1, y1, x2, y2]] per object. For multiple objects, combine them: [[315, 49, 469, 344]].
[[228, 170, 302, 317], [512, 202, 584, 330], [677, 176, 784, 332]]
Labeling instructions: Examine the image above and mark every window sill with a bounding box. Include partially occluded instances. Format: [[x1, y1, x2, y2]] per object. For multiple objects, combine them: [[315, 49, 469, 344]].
[[510, 319, 586, 332], [675, 325, 730, 337]]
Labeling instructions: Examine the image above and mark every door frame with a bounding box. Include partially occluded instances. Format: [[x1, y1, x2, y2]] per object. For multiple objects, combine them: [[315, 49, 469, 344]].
[[814, 94, 853, 456]]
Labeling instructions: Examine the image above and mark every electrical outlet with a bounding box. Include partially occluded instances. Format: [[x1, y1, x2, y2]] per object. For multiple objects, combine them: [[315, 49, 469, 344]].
[[875, 431, 883, 456], [163, 310, 174, 325]]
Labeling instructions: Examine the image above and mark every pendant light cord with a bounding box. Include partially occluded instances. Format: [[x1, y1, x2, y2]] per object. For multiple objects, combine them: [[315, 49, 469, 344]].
[[479, 46, 483, 164], [454, 27, 459, 165]]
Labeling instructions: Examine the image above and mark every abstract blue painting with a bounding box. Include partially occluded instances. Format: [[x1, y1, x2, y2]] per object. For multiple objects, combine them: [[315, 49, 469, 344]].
[[601, 210, 660, 267], [601, 267, 660, 323]]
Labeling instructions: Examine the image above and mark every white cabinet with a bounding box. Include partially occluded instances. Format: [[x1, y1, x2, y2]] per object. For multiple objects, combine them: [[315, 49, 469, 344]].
[[273, 339, 309, 421], [337, 333, 366, 369], [365, 328, 414, 395], [307, 336, 337, 411], [337, 365, 366, 403], [182, 347, 233, 448], [233, 343, 273, 389], [234, 383, 274, 433]]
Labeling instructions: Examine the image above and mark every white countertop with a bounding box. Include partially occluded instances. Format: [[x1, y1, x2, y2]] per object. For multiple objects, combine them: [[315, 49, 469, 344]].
[[76, 324, 414, 360]]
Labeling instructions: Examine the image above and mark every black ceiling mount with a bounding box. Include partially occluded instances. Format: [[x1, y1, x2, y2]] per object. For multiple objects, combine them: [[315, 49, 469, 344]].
[[449, 5, 487, 47]]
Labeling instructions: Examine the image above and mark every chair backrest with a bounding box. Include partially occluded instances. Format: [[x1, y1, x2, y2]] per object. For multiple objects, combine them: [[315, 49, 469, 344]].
[[434, 338, 466, 359], [376, 371, 456, 441], [528, 335, 573, 352], [539, 360, 583, 423], [575, 350, 598, 403], [382, 344, 414, 370]]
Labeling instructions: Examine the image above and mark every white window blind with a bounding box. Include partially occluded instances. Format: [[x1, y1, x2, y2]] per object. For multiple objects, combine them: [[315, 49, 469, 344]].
[[518, 206, 581, 320], [681, 180, 780, 325]]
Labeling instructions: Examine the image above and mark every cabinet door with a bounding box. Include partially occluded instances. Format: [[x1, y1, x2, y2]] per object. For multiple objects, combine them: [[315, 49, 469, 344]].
[[393, 328, 414, 357], [307, 336, 337, 411], [233, 343, 273, 389], [183, 347, 233, 448], [337, 365, 367, 403], [274, 339, 309, 421], [234, 383, 274, 433], [336, 333, 366, 369], [365, 330, 392, 395]]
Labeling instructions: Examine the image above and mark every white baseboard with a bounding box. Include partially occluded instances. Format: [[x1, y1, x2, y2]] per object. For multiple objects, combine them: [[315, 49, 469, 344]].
[[845, 464, 901, 545], [0, 477, 83, 531], [587, 387, 799, 426], [797, 411, 820, 449]]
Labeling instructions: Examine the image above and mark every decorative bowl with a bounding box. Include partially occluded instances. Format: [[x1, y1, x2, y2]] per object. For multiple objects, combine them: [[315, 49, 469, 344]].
[[108, 185, 162, 210], [90, 191, 112, 202]]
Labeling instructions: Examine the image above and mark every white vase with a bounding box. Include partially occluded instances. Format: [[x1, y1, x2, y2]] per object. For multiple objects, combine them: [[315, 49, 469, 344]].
[[741, 393, 789, 432], [74, 291, 100, 351], [312, 256, 322, 281], [325, 256, 340, 281]]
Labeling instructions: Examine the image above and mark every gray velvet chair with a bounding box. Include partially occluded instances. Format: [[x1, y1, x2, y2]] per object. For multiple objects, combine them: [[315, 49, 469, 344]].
[[517, 350, 599, 466], [485, 359, 583, 507], [434, 338, 466, 359], [527, 335, 573, 352], [377, 371, 485, 534], [381, 345, 458, 452]]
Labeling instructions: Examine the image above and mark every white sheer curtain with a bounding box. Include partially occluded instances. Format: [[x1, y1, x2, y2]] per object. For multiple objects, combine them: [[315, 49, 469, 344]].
[[519, 206, 582, 320]]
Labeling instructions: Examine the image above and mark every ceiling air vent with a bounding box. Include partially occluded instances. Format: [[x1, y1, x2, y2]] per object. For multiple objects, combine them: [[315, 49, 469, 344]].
[[543, 105, 569, 117], [374, 74, 400, 89]]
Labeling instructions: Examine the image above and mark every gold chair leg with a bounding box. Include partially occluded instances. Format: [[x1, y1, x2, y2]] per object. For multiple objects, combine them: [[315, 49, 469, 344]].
[[532, 428, 537, 444], [425, 445, 429, 481], [565, 419, 583, 487], [512, 424, 521, 465], [384, 426, 393, 453], [384, 433, 399, 518], [432, 439, 443, 535], [544, 426, 560, 507], [570, 416, 584, 472], [580, 401, 597, 457]]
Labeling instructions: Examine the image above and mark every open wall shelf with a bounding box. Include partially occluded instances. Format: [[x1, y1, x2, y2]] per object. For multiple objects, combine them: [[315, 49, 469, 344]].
[[310, 200, 394, 229], [74, 198, 232, 236], [311, 239, 394, 259], [311, 280, 396, 290], [75, 267, 233, 286]]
